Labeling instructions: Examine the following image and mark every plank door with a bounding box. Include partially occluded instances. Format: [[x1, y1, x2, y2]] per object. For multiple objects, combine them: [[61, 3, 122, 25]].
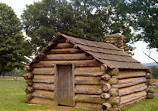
[[55, 64, 74, 106]]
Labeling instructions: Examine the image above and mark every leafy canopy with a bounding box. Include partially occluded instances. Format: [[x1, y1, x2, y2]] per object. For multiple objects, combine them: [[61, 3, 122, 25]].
[[0, 3, 32, 75]]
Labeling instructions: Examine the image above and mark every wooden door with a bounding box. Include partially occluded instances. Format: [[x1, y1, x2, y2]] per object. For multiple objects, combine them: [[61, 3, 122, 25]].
[[55, 64, 74, 106]]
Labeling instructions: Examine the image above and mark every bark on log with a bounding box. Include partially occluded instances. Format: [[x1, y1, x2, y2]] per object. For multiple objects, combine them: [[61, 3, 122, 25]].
[[117, 70, 146, 79], [32, 90, 54, 100], [26, 86, 34, 93], [32, 68, 54, 75], [33, 83, 54, 91], [109, 88, 119, 97], [102, 103, 112, 111], [119, 83, 147, 96], [101, 93, 111, 99], [107, 97, 120, 105], [75, 102, 102, 110], [113, 77, 146, 88], [30, 97, 55, 105], [75, 85, 102, 94], [146, 79, 153, 85], [108, 77, 118, 85], [101, 74, 111, 81], [146, 73, 152, 79], [146, 88, 155, 93], [75, 94, 106, 104], [54, 43, 73, 49], [120, 91, 147, 104], [75, 76, 101, 85], [25, 66, 32, 71], [26, 80, 33, 86], [23, 73, 33, 80], [147, 93, 155, 99], [50, 48, 84, 54], [33, 75, 54, 84], [101, 83, 111, 92], [108, 69, 119, 76]]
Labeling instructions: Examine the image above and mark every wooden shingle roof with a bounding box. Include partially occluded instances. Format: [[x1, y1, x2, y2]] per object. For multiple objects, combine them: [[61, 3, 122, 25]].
[[29, 33, 148, 70], [60, 33, 148, 70]]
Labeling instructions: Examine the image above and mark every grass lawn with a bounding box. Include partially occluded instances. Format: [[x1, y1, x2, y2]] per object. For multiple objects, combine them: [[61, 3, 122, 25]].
[[0, 79, 158, 111]]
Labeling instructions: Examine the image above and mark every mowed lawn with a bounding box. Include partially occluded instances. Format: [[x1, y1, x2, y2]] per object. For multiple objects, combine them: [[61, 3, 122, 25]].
[[0, 79, 158, 111]]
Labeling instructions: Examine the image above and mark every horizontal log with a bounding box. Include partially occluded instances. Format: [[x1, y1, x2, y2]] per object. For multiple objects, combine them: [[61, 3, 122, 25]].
[[107, 96, 120, 105], [23, 73, 33, 80], [108, 77, 118, 85], [75, 85, 102, 94], [119, 83, 147, 96], [120, 90, 147, 104], [31, 63, 54, 68], [118, 70, 146, 79], [38, 60, 100, 68], [50, 48, 84, 54], [147, 93, 155, 99], [32, 68, 54, 75], [108, 68, 119, 76], [146, 73, 152, 79], [102, 103, 112, 111], [146, 79, 153, 85], [32, 90, 54, 100], [33, 83, 54, 91], [75, 102, 102, 110], [101, 74, 111, 81], [119, 96, 146, 109], [75, 94, 105, 104], [45, 53, 93, 60], [146, 87, 155, 93], [109, 88, 119, 97], [30, 97, 55, 105], [101, 93, 111, 99], [26, 80, 33, 86], [75, 76, 102, 85], [26, 86, 34, 93], [54, 43, 73, 49], [26, 94, 33, 100], [101, 83, 111, 92], [113, 77, 146, 88], [33, 75, 54, 83]]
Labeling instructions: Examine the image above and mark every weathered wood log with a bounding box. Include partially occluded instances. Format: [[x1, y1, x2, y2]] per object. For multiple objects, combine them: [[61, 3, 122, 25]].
[[26, 80, 33, 86], [26, 86, 34, 93], [120, 91, 147, 104], [25, 66, 32, 71], [113, 77, 146, 88], [30, 97, 55, 105], [119, 96, 146, 109], [75, 76, 101, 85], [108, 68, 119, 76], [33, 75, 54, 84], [33, 83, 54, 91], [146, 79, 153, 85], [100, 64, 108, 71], [119, 83, 147, 96], [107, 97, 120, 105], [75, 94, 106, 104], [117, 70, 146, 79], [101, 93, 111, 99], [23, 73, 33, 80], [108, 77, 118, 85], [101, 74, 111, 81], [101, 83, 111, 92], [146, 87, 155, 93], [54, 43, 73, 49], [109, 88, 119, 97], [75, 102, 102, 110], [102, 103, 112, 111], [50, 48, 84, 54], [32, 90, 54, 100], [146, 73, 152, 79], [45, 53, 93, 60], [75, 85, 102, 94], [26, 94, 33, 101], [32, 68, 54, 75], [147, 93, 155, 99]]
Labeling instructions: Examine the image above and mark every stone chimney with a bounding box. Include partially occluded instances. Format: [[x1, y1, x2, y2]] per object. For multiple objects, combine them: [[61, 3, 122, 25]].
[[104, 34, 126, 51]]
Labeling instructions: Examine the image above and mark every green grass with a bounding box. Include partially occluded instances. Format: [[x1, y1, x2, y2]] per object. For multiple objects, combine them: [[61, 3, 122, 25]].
[[0, 79, 25, 84], [0, 79, 158, 111], [155, 88, 158, 93]]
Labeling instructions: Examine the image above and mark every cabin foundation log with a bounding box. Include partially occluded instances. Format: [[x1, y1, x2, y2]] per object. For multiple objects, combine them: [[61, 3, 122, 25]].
[[102, 103, 112, 111]]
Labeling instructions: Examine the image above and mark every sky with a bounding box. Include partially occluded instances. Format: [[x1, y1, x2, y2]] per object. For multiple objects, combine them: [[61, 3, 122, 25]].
[[0, 0, 158, 63]]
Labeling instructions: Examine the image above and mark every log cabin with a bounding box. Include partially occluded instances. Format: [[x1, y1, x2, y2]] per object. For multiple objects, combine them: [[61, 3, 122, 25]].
[[24, 33, 154, 111]]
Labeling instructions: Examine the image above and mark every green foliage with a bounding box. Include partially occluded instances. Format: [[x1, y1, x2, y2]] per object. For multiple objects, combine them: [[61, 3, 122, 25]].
[[5, 68, 25, 77], [150, 66, 158, 79], [0, 3, 32, 76], [129, 0, 158, 49], [21, 0, 133, 54]]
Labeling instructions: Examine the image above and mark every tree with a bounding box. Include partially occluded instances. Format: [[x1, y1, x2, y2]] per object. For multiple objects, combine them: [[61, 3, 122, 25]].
[[21, 0, 133, 54], [150, 66, 158, 79], [0, 3, 32, 76]]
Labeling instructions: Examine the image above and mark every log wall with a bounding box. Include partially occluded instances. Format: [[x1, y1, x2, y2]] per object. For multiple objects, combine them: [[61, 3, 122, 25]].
[[26, 39, 104, 110]]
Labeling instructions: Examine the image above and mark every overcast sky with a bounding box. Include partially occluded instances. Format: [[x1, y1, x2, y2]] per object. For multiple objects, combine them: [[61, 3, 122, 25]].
[[0, 0, 158, 63]]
